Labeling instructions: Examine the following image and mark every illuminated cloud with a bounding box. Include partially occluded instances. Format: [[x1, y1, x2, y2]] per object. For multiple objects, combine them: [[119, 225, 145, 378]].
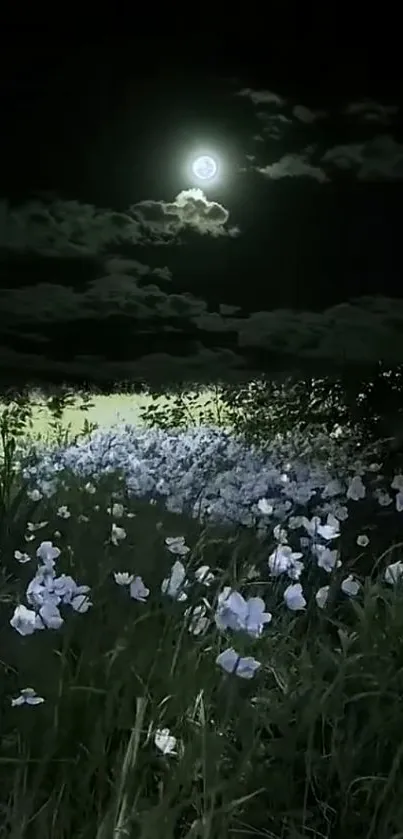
[[237, 88, 286, 107], [257, 154, 329, 183], [133, 188, 237, 238]]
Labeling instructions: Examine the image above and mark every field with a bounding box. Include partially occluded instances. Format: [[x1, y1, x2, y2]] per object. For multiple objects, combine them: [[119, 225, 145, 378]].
[[1, 389, 403, 838]]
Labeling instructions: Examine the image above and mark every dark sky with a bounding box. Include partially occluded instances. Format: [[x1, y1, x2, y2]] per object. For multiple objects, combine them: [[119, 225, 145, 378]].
[[0, 27, 402, 386]]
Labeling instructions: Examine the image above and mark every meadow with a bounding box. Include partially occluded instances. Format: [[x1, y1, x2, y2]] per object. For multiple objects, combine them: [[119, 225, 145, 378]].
[[1, 386, 403, 838]]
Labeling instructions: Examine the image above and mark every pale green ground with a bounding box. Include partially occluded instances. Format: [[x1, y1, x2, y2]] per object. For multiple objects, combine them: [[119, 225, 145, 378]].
[[3, 389, 230, 445]]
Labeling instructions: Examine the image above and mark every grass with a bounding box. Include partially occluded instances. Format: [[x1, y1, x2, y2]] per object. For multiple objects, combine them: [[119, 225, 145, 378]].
[[1, 391, 403, 838]]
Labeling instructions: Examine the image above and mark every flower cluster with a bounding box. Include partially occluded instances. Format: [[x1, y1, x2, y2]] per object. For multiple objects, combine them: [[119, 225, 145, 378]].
[[9, 424, 403, 741], [10, 540, 92, 636]]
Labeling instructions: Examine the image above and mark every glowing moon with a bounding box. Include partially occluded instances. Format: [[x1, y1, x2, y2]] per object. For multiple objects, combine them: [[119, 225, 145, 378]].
[[192, 155, 217, 181]]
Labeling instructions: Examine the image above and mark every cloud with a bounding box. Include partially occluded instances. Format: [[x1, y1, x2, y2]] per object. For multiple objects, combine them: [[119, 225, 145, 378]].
[[343, 100, 399, 125], [237, 88, 286, 107], [239, 85, 402, 183], [255, 136, 403, 182], [255, 112, 292, 141], [234, 299, 403, 364], [0, 189, 236, 257], [132, 189, 236, 238], [103, 256, 172, 282], [292, 105, 327, 123], [0, 198, 145, 256], [322, 135, 403, 180], [0, 262, 208, 324], [0, 344, 250, 387], [257, 153, 329, 183]]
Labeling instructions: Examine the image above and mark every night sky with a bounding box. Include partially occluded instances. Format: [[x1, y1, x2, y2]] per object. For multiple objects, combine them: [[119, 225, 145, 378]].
[[1, 28, 402, 388]]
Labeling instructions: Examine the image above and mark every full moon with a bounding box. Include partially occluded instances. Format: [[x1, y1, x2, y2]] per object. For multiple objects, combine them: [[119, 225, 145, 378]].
[[192, 155, 217, 181]]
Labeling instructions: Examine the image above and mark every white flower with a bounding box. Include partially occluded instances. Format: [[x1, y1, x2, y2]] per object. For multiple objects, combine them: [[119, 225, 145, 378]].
[[316, 585, 330, 609], [10, 604, 38, 636], [257, 497, 273, 515], [391, 474, 403, 491], [284, 583, 306, 611], [84, 482, 96, 494], [14, 550, 31, 564], [347, 476, 366, 501], [194, 565, 215, 585], [54, 575, 90, 605], [130, 576, 150, 602], [27, 520, 48, 532], [341, 575, 361, 597], [216, 647, 261, 680], [165, 536, 190, 556], [111, 524, 126, 545], [334, 505, 349, 522], [71, 594, 92, 613], [377, 491, 393, 507], [161, 560, 188, 601], [11, 687, 45, 707], [301, 516, 322, 538], [107, 502, 125, 518], [268, 546, 303, 578], [288, 516, 304, 529], [36, 541, 61, 566], [384, 561, 403, 585], [287, 559, 305, 581], [245, 565, 260, 580], [27, 489, 42, 501], [57, 505, 71, 519], [396, 492, 403, 513], [322, 479, 343, 498], [26, 575, 57, 608], [185, 604, 209, 635], [77, 515, 90, 523], [356, 534, 369, 547], [215, 589, 272, 638], [114, 571, 134, 586], [155, 727, 177, 755], [273, 524, 288, 543], [38, 602, 64, 630], [314, 545, 340, 573], [317, 514, 340, 541]]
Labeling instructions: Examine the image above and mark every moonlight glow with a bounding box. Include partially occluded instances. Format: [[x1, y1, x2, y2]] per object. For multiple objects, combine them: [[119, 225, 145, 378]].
[[191, 155, 218, 181]]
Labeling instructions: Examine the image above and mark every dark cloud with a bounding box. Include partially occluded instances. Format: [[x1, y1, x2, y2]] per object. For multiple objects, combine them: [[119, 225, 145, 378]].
[[238, 87, 402, 183], [343, 100, 399, 125], [0, 344, 250, 387], [0, 189, 236, 258], [323, 135, 403, 180], [1, 297, 403, 389], [0, 199, 143, 256], [292, 105, 327, 123], [0, 261, 208, 324]]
